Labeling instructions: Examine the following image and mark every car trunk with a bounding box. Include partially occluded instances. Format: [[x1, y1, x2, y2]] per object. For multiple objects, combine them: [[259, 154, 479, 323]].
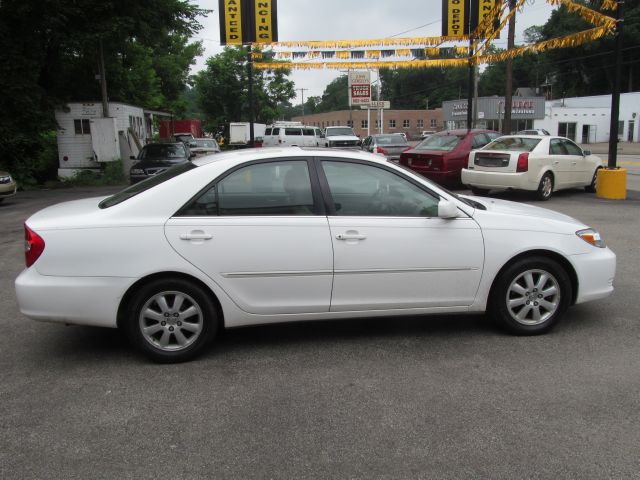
[[403, 152, 445, 171], [471, 151, 517, 173]]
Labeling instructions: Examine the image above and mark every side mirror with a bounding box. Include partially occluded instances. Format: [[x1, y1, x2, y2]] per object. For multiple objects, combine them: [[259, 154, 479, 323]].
[[190, 152, 196, 158], [583, 149, 592, 156], [438, 199, 459, 219]]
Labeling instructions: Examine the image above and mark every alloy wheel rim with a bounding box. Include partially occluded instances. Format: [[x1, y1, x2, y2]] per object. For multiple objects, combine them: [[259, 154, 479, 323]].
[[506, 269, 561, 325], [139, 291, 203, 351], [541, 176, 552, 198]]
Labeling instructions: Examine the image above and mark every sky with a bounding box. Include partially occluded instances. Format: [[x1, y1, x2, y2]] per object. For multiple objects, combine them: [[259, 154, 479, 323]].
[[192, 0, 557, 104]]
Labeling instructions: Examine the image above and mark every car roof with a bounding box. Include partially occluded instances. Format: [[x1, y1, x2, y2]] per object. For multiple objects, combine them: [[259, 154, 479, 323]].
[[192, 146, 385, 168], [436, 129, 497, 136]]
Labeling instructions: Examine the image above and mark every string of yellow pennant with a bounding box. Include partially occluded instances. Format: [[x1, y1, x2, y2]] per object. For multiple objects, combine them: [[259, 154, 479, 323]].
[[253, 0, 616, 71]]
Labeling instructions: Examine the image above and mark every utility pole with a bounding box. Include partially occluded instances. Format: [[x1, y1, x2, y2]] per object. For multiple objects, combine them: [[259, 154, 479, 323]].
[[503, 0, 517, 135], [98, 39, 109, 118], [467, 35, 474, 130], [247, 45, 255, 147], [297, 88, 308, 120], [608, 0, 625, 169]]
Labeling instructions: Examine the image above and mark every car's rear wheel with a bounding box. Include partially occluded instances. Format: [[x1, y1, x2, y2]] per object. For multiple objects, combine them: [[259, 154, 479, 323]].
[[585, 167, 600, 193], [489, 256, 571, 335], [470, 187, 490, 196], [124, 278, 218, 363], [536, 172, 554, 201]]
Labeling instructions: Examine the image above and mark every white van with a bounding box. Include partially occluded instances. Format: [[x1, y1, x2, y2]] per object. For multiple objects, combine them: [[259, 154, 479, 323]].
[[263, 122, 325, 147]]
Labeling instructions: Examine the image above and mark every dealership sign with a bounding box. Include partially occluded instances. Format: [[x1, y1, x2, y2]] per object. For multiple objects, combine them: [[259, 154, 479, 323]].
[[348, 71, 371, 106], [219, 0, 278, 45], [441, 0, 499, 38]]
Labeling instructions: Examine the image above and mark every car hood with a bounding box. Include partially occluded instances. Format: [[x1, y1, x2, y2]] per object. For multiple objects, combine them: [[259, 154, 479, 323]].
[[132, 159, 186, 169], [326, 135, 359, 141], [462, 195, 587, 232]]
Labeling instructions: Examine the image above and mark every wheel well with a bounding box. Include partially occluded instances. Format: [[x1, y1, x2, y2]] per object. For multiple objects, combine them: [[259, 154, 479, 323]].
[[116, 272, 225, 330], [489, 250, 578, 305]]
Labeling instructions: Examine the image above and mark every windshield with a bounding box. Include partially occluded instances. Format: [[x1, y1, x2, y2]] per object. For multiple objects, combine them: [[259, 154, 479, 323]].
[[195, 139, 219, 148], [326, 128, 356, 136], [414, 134, 464, 151], [485, 137, 541, 152], [99, 162, 198, 208], [375, 135, 407, 145], [140, 144, 186, 160]]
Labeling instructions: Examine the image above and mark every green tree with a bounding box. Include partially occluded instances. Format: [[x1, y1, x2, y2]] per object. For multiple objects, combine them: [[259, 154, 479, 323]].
[[194, 46, 296, 129], [0, 0, 206, 183]]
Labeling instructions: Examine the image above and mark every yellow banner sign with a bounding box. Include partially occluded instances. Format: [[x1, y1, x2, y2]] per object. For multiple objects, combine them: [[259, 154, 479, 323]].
[[443, 0, 467, 37], [220, 0, 243, 45], [254, 0, 275, 43]]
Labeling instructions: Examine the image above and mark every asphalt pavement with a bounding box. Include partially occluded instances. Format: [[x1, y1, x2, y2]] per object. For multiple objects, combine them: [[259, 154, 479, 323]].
[[1, 185, 639, 479]]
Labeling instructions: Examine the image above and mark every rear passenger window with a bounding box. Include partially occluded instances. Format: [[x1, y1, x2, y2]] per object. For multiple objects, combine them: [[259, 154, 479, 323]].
[[303, 129, 315, 136], [272, 128, 280, 135], [179, 160, 317, 216], [285, 128, 302, 136], [265, 128, 272, 135]]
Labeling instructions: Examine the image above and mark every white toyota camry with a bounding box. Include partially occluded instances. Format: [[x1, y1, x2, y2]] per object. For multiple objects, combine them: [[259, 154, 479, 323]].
[[16, 148, 616, 362], [461, 135, 603, 200]]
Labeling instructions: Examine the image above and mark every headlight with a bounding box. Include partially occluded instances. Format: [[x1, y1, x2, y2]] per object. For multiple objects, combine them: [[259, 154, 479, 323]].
[[576, 228, 606, 248], [130, 169, 145, 175], [0, 175, 11, 182]]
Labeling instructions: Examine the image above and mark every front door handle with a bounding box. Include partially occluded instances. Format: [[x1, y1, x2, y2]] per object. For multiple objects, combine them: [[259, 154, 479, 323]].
[[180, 231, 213, 241], [336, 233, 367, 241]]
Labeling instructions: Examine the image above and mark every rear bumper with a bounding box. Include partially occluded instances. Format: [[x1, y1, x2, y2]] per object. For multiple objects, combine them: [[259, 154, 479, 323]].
[[405, 167, 460, 183], [461, 169, 537, 191], [15, 267, 133, 328]]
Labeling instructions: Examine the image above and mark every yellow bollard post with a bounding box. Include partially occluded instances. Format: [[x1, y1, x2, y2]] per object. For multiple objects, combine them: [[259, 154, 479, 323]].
[[596, 168, 627, 200]]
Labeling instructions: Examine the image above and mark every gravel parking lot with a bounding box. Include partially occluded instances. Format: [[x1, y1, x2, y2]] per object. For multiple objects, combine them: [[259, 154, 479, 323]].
[[1, 185, 639, 479]]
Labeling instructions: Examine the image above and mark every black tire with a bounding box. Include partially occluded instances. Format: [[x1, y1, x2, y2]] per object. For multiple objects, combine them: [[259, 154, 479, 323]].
[[536, 172, 554, 201], [124, 278, 218, 363], [470, 187, 490, 196], [489, 256, 572, 335], [585, 167, 600, 193]]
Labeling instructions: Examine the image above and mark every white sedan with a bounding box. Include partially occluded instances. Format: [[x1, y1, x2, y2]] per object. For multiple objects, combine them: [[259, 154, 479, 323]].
[[461, 135, 603, 200], [16, 148, 616, 362]]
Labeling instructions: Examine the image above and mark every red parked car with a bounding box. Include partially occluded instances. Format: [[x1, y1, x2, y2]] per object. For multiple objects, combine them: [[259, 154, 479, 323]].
[[399, 129, 501, 185]]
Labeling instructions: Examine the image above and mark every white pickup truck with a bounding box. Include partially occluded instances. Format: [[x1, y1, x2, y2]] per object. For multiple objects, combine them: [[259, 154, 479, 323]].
[[324, 126, 361, 149]]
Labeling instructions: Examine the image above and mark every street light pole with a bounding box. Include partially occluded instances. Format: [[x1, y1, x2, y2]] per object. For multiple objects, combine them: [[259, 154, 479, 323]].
[[297, 88, 308, 121]]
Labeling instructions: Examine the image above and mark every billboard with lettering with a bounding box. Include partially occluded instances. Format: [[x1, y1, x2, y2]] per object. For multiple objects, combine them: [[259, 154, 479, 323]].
[[219, 0, 278, 45]]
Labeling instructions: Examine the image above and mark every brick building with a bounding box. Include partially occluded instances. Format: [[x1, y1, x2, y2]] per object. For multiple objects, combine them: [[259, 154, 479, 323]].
[[292, 108, 444, 140]]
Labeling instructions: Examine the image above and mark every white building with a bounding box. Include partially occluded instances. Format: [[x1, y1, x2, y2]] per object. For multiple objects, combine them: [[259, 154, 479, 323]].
[[55, 102, 169, 178], [534, 92, 640, 144]]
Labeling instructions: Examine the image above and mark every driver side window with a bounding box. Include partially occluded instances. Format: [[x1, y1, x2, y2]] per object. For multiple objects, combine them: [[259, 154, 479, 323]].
[[321, 161, 439, 217]]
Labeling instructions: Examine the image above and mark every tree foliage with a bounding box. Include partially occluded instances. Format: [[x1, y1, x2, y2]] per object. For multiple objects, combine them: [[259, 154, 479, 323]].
[[193, 47, 296, 130], [0, 0, 206, 184]]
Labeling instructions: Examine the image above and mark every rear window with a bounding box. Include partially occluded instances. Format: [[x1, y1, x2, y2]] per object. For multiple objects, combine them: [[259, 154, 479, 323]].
[[141, 144, 186, 159], [285, 128, 302, 136], [415, 134, 464, 152], [484, 137, 541, 152], [375, 135, 408, 145], [195, 139, 218, 148], [99, 162, 197, 208]]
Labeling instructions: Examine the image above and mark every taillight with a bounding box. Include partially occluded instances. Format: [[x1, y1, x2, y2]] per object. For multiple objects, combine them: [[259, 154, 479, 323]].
[[375, 146, 388, 155], [24, 224, 45, 267], [516, 152, 529, 172]]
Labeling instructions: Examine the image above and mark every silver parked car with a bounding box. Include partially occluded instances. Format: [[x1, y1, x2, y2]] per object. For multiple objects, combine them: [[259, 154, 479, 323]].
[[361, 134, 410, 162]]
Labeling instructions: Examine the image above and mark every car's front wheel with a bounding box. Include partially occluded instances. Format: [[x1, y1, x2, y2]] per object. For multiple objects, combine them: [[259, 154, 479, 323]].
[[124, 278, 218, 363], [489, 256, 571, 335], [585, 167, 600, 193]]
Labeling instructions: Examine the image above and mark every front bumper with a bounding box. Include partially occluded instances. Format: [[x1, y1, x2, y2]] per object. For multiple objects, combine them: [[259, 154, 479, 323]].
[[15, 267, 134, 328], [570, 247, 616, 304], [0, 182, 17, 197]]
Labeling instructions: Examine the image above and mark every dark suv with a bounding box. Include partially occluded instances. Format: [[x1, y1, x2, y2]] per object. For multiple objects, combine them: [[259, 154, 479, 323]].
[[130, 143, 194, 184]]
